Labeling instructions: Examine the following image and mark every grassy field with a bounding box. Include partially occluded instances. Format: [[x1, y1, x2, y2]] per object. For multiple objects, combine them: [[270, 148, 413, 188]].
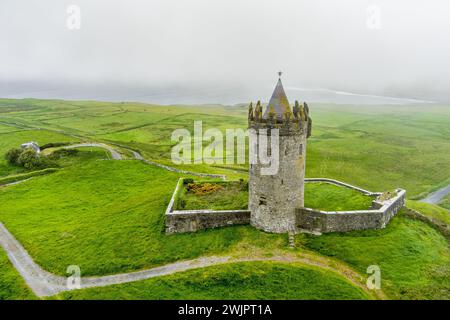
[[0, 98, 448, 300], [0, 159, 286, 276], [0, 168, 59, 186], [438, 194, 450, 210], [0, 154, 446, 299], [177, 180, 249, 211], [1, 99, 449, 197], [299, 211, 450, 300], [177, 180, 374, 211], [0, 248, 36, 300], [56, 262, 369, 300], [304, 182, 374, 211]]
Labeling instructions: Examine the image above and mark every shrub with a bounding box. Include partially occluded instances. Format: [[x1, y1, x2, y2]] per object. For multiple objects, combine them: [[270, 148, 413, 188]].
[[240, 181, 249, 191], [187, 182, 223, 195], [17, 149, 43, 169], [183, 178, 194, 185], [48, 148, 78, 160], [5, 148, 22, 165]]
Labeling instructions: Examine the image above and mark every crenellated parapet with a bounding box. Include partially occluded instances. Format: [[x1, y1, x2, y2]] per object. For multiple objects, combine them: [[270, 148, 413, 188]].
[[248, 100, 312, 137]]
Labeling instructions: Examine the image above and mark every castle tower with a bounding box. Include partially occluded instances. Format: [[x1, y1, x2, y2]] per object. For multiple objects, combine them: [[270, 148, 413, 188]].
[[248, 74, 312, 233]]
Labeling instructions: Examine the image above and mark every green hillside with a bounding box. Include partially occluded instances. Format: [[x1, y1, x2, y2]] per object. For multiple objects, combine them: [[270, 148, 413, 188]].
[[57, 262, 369, 300], [0, 98, 448, 300]]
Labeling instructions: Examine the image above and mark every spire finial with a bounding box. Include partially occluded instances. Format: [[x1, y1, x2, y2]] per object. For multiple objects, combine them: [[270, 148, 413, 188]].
[[278, 71, 283, 78]]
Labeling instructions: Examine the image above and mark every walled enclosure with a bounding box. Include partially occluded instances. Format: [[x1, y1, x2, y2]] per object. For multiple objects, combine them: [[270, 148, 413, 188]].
[[165, 178, 250, 234], [296, 179, 406, 233], [165, 178, 405, 234]]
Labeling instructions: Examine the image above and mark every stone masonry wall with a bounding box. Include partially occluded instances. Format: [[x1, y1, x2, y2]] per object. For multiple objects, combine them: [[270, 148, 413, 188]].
[[296, 189, 406, 233], [166, 210, 251, 234]]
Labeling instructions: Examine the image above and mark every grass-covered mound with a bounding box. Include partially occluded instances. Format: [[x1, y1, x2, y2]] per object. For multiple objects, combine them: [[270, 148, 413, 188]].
[[438, 194, 450, 211], [56, 262, 369, 300], [177, 180, 248, 210], [304, 182, 374, 211], [299, 212, 450, 300], [407, 200, 450, 226], [0, 160, 284, 276], [0, 168, 59, 186], [0, 248, 36, 300]]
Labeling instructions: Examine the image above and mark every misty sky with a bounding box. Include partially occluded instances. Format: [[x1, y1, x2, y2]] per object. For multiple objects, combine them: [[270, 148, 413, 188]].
[[1, 0, 450, 104]]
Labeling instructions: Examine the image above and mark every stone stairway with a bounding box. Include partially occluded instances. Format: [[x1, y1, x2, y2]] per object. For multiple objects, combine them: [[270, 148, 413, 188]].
[[288, 232, 296, 248]]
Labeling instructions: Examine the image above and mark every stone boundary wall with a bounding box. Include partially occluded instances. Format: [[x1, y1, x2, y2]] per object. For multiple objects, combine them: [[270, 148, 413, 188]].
[[296, 189, 406, 233], [165, 177, 405, 234], [165, 178, 250, 234], [304, 178, 381, 196], [403, 207, 450, 239], [166, 210, 251, 234]]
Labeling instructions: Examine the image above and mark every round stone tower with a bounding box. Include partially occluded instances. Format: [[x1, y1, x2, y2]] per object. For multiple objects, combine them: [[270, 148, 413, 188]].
[[248, 75, 312, 233]]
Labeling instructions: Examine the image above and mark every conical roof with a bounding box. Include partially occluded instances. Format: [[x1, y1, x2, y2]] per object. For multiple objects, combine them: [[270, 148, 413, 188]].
[[263, 78, 291, 120]]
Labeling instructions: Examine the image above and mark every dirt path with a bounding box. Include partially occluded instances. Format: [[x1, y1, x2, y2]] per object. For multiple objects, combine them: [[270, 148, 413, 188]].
[[0, 178, 32, 188], [0, 222, 383, 299]]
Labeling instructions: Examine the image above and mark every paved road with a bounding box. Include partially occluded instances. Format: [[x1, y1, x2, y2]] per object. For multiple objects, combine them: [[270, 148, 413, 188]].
[[0, 222, 381, 298], [64, 143, 122, 160], [420, 184, 450, 205]]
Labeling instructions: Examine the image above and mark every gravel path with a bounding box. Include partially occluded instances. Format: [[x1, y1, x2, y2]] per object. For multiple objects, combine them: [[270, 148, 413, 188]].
[[420, 184, 450, 205], [64, 143, 122, 160], [0, 223, 67, 296], [0, 222, 381, 298], [0, 178, 32, 188]]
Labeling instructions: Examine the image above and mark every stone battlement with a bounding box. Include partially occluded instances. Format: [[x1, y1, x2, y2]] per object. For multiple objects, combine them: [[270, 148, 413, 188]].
[[248, 100, 312, 138]]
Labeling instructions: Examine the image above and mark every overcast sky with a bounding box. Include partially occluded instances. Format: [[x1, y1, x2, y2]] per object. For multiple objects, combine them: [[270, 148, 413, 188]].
[[1, 0, 450, 104]]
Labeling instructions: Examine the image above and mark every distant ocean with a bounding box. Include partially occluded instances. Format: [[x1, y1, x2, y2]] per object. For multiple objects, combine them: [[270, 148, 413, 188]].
[[0, 82, 435, 106]]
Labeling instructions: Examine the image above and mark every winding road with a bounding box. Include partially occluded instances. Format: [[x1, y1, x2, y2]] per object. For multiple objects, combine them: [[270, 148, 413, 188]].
[[420, 184, 450, 205], [0, 222, 383, 299]]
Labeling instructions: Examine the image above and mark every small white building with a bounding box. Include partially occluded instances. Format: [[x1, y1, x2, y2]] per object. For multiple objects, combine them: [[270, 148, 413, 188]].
[[21, 141, 41, 154]]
